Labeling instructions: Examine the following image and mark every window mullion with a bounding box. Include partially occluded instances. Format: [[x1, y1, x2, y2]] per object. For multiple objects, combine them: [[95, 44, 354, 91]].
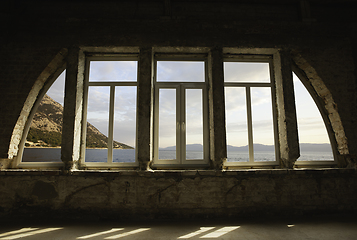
[[246, 86, 254, 163], [180, 85, 186, 164], [107, 85, 115, 164], [176, 85, 182, 163]]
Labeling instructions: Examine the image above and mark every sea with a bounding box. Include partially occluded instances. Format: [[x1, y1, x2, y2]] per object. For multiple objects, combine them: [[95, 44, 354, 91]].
[[22, 148, 334, 163]]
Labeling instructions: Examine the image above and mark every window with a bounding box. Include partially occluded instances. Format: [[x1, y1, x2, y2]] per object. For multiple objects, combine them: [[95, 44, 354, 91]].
[[15, 68, 66, 168], [293, 72, 334, 163], [223, 58, 279, 166], [13, 48, 340, 170], [81, 57, 138, 167], [153, 59, 209, 167]]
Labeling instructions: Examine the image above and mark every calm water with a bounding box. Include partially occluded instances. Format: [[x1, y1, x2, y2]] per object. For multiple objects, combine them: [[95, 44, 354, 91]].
[[22, 148, 334, 163]]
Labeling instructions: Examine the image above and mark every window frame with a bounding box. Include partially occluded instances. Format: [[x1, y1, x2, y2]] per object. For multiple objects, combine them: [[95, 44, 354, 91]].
[[223, 55, 280, 167], [152, 55, 210, 168], [80, 55, 139, 168]]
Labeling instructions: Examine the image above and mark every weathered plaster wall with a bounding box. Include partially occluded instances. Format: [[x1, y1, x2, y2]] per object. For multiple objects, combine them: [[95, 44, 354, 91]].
[[0, 169, 356, 219]]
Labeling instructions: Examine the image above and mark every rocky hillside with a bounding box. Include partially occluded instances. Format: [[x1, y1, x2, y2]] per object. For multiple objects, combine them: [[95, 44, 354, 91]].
[[26, 95, 133, 149]]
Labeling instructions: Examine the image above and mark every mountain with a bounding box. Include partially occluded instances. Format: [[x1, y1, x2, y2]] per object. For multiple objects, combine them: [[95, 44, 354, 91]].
[[26, 94, 133, 149]]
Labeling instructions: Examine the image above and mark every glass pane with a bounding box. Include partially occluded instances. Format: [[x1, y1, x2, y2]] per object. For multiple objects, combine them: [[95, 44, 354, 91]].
[[251, 87, 275, 162], [293, 73, 333, 161], [85, 86, 110, 162], [158, 89, 176, 160], [89, 61, 137, 82], [224, 62, 270, 83], [113, 86, 137, 163], [186, 89, 203, 160], [157, 61, 205, 82], [224, 87, 249, 162], [23, 70, 66, 163]]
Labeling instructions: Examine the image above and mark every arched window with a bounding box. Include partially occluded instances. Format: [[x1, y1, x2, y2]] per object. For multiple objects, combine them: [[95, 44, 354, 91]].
[[18, 70, 66, 167], [292, 72, 334, 163]]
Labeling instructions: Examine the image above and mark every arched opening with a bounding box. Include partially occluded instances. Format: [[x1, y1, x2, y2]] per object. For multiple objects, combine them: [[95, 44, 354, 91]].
[[8, 49, 68, 168], [292, 72, 334, 162], [21, 70, 66, 163]]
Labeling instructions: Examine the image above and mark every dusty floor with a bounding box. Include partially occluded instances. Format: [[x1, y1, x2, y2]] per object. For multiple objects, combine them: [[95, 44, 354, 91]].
[[0, 215, 356, 240]]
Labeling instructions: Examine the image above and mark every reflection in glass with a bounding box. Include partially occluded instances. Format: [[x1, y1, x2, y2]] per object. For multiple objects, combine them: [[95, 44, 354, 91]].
[[157, 61, 205, 82], [293, 73, 333, 161], [251, 87, 275, 161], [186, 89, 203, 159], [85, 86, 110, 162], [113, 86, 137, 162], [224, 62, 270, 83], [224, 87, 249, 162], [159, 89, 176, 159], [89, 61, 137, 82]]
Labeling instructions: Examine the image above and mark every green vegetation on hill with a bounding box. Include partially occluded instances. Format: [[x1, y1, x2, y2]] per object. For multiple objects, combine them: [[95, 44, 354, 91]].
[[27, 127, 62, 147]]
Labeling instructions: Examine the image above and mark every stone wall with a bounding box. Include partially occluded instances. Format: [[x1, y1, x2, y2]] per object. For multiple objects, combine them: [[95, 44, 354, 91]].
[[0, 169, 356, 219]]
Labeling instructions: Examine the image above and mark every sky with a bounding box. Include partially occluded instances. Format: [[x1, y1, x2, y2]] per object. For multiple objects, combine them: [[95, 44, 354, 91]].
[[44, 61, 331, 149]]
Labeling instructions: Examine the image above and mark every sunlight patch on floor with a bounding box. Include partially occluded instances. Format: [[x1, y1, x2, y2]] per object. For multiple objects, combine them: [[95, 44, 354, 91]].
[[104, 228, 150, 239], [200, 226, 240, 238], [178, 227, 215, 239], [77, 228, 124, 239], [0, 228, 62, 240]]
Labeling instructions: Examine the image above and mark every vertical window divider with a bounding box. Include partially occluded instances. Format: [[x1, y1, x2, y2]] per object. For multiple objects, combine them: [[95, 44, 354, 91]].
[[107, 85, 115, 164], [180, 85, 186, 163], [246, 86, 254, 163]]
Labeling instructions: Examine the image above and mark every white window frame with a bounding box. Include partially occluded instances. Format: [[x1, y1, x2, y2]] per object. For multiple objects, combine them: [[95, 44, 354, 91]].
[[81, 55, 139, 168], [152, 56, 209, 168], [223, 55, 279, 167]]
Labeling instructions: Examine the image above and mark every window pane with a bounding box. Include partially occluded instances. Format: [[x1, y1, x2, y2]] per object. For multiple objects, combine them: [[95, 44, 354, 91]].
[[157, 61, 205, 82], [85, 86, 110, 162], [186, 89, 203, 160], [113, 86, 137, 163], [293, 73, 333, 161], [158, 89, 176, 160], [224, 62, 270, 83], [23, 70, 66, 162], [251, 87, 275, 162], [225, 87, 249, 162], [89, 61, 137, 82]]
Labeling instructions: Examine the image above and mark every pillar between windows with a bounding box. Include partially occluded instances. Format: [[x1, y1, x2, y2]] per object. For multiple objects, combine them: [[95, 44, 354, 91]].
[[61, 47, 84, 171], [208, 47, 227, 169], [274, 50, 300, 168], [137, 47, 153, 170]]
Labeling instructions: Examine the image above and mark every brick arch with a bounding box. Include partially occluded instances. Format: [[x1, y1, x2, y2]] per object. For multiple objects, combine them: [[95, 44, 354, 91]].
[[291, 52, 349, 163], [7, 49, 68, 165]]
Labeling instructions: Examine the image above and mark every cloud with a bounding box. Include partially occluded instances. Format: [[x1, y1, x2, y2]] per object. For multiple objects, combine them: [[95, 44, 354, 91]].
[[157, 61, 205, 81], [89, 61, 137, 81], [46, 70, 66, 106], [224, 62, 270, 83], [87, 86, 110, 115]]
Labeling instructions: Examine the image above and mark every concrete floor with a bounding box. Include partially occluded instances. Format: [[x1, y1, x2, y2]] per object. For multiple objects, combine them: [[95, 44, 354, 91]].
[[0, 215, 356, 240]]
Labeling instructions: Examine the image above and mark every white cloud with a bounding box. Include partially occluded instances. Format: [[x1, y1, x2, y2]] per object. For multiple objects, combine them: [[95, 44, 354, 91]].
[[224, 62, 270, 83], [46, 70, 66, 106], [157, 61, 205, 81], [89, 61, 137, 81]]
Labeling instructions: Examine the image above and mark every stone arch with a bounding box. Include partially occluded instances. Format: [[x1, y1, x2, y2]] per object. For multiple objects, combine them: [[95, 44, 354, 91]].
[[291, 52, 349, 166], [7, 49, 68, 166]]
